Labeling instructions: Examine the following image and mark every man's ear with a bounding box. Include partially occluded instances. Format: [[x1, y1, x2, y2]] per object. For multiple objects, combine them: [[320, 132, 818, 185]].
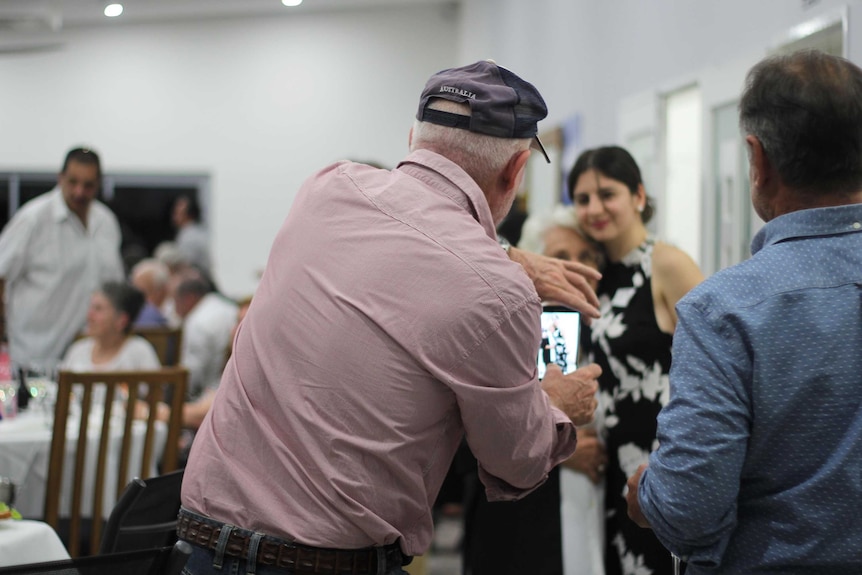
[[746, 135, 772, 189], [408, 127, 414, 150], [499, 149, 532, 195]]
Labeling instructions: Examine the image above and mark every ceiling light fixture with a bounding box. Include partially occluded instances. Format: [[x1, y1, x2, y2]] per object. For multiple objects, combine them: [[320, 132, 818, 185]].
[[282, 0, 303, 6], [104, 3, 124, 17]]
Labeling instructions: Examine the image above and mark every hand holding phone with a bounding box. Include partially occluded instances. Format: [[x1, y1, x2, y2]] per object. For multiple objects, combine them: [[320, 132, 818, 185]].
[[541, 363, 601, 426]]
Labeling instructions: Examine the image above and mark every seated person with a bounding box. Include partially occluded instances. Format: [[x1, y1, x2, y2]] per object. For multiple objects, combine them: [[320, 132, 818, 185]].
[[180, 295, 252, 429], [147, 293, 250, 463], [173, 268, 237, 401], [130, 258, 171, 327], [62, 281, 161, 372]]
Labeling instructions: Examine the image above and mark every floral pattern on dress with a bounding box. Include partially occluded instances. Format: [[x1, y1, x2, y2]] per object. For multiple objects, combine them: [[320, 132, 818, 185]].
[[591, 239, 675, 575]]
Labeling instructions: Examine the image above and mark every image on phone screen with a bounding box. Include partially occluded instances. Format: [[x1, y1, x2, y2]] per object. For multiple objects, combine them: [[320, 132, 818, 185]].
[[537, 306, 581, 379]]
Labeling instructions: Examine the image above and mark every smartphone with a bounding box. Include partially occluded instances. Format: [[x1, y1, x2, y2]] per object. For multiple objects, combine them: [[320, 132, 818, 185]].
[[537, 305, 581, 379]]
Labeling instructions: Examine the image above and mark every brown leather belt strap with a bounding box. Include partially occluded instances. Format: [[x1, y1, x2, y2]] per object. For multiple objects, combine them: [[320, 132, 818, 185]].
[[176, 510, 404, 575]]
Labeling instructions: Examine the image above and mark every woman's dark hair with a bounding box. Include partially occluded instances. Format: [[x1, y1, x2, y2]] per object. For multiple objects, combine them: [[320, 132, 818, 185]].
[[99, 281, 145, 334], [566, 145, 655, 224]]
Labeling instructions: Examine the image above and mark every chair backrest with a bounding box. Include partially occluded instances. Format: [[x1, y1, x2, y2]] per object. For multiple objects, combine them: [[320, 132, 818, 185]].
[[45, 368, 188, 557], [0, 540, 192, 575], [99, 468, 184, 554], [131, 326, 183, 367]]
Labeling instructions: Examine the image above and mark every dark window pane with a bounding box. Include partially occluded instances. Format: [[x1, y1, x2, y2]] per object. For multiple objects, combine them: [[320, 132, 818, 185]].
[[109, 186, 202, 273], [20, 180, 55, 207], [0, 180, 8, 230]]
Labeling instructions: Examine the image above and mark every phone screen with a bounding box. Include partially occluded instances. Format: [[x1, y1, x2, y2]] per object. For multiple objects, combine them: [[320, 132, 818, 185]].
[[537, 306, 581, 379]]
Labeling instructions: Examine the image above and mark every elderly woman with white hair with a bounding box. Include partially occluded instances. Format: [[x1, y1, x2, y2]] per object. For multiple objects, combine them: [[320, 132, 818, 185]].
[[465, 202, 607, 575]]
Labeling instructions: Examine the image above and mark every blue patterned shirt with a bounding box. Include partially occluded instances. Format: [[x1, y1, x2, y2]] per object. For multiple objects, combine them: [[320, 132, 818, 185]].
[[638, 204, 862, 574]]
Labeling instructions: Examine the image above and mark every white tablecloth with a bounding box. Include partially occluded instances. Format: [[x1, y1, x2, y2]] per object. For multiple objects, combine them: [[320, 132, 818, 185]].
[[0, 408, 166, 520], [0, 519, 71, 567]]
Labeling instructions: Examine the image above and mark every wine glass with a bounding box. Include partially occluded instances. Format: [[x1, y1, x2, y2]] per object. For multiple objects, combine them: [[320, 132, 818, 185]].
[[25, 360, 59, 426], [0, 380, 16, 419]]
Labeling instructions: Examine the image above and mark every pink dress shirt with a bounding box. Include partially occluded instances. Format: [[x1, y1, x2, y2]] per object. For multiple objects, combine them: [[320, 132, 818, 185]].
[[182, 150, 577, 555]]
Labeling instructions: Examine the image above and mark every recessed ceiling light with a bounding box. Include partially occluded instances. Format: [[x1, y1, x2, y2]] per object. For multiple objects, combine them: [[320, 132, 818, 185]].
[[282, 0, 303, 6], [104, 3, 124, 17]]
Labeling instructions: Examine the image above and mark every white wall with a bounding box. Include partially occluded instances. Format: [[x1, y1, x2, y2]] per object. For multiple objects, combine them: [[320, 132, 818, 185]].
[[459, 0, 862, 146], [458, 0, 862, 271], [4, 0, 862, 294], [0, 5, 458, 297]]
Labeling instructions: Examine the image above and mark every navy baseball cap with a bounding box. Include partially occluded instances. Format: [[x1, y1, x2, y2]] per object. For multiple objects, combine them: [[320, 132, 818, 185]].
[[417, 60, 551, 163]]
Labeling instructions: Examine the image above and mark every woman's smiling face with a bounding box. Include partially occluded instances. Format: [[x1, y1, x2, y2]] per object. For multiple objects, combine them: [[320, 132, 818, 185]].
[[571, 168, 644, 245]]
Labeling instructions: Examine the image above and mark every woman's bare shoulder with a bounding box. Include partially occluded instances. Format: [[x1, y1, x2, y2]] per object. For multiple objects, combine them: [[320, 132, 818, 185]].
[[651, 241, 704, 298]]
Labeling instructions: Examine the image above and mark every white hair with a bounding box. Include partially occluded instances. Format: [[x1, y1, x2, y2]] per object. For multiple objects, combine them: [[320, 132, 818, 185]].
[[153, 241, 188, 271], [131, 258, 170, 288], [411, 99, 530, 191], [517, 203, 581, 254]]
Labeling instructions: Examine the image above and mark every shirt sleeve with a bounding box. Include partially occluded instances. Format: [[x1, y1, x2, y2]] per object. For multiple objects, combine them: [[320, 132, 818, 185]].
[[180, 316, 209, 398], [133, 337, 163, 369], [60, 339, 89, 371], [0, 210, 35, 281], [638, 299, 752, 567], [446, 299, 577, 502], [96, 208, 124, 283]]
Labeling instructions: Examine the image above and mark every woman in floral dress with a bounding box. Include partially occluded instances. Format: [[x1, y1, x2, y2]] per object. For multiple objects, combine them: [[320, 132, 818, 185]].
[[568, 146, 703, 575]]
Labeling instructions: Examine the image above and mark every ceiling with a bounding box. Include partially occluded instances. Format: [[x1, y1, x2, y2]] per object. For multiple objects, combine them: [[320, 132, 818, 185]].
[[0, 0, 455, 54], [0, 0, 453, 31]]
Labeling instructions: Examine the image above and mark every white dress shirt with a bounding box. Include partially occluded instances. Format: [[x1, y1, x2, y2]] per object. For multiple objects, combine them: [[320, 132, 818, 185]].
[[0, 188, 123, 366], [180, 292, 237, 399]]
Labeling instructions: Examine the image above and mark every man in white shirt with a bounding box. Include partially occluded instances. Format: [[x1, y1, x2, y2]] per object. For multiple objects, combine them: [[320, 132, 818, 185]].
[[173, 269, 237, 400], [0, 147, 124, 367]]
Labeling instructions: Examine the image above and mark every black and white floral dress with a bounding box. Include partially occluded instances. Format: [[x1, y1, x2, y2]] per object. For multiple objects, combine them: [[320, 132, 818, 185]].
[[591, 239, 673, 575]]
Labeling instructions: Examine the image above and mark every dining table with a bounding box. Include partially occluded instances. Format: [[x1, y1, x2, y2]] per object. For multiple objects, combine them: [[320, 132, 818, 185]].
[[0, 519, 71, 567], [0, 402, 167, 521]]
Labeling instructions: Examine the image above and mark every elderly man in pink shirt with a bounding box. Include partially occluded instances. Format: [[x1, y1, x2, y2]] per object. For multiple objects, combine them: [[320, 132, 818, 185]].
[[179, 60, 602, 575]]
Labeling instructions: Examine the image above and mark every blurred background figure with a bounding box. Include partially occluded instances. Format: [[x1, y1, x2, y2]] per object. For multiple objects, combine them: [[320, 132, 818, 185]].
[[0, 146, 124, 368], [61, 281, 160, 372], [177, 293, 253, 432], [153, 241, 191, 328], [130, 258, 172, 328], [171, 195, 211, 276], [569, 145, 703, 575], [173, 268, 237, 401]]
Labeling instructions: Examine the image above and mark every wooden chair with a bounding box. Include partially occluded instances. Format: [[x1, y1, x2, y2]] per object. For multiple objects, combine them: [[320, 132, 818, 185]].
[[132, 326, 184, 367], [44, 368, 188, 557]]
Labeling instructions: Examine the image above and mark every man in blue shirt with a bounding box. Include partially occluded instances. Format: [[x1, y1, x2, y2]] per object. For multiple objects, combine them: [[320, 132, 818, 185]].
[[626, 50, 862, 573]]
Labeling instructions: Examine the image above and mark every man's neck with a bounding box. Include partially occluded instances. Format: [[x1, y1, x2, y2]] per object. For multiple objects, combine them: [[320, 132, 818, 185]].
[[774, 187, 862, 218]]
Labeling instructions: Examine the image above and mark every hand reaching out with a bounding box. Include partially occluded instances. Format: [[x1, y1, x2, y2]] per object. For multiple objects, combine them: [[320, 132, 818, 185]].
[[508, 247, 601, 320]]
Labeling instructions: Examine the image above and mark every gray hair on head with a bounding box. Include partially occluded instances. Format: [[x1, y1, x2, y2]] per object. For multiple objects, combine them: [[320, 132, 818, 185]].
[[739, 49, 862, 197], [411, 99, 531, 192], [131, 258, 170, 288]]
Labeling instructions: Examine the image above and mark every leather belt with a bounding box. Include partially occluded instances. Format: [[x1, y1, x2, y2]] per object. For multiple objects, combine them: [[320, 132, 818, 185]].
[[177, 511, 404, 575]]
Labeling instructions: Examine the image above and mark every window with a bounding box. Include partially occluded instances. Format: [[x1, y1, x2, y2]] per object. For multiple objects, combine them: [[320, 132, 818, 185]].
[[0, 172, 210, 276]]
